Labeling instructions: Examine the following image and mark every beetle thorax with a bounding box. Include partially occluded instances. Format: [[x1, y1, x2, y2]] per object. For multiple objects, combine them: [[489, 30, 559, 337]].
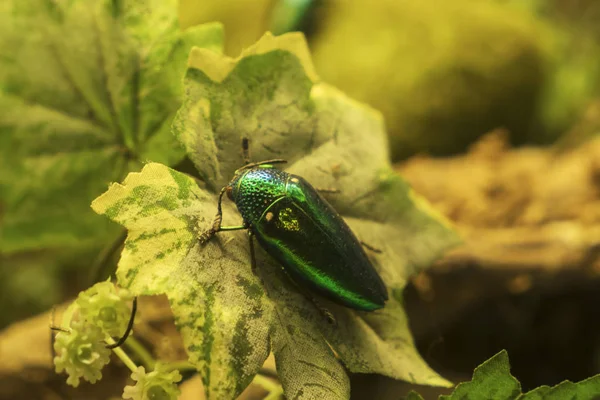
[[230, 168, 288, 224]]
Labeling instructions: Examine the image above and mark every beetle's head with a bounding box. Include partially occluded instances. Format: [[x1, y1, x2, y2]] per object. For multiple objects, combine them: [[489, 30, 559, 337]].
[[225, 169, 243, 202], [226, 165, 255, 202], [226, 163, 279, 202], [225, 184, 234, 201]]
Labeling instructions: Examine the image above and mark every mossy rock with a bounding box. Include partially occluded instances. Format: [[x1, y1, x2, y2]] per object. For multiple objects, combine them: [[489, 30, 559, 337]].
[[310, 0, 551, 159]]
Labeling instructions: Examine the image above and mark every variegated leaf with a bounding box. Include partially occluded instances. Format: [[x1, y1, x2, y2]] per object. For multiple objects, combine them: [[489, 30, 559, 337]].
[[91, 163, 272, 398], [266, 263, 351, 400], [94, 31, 460, 400], [172, 31, 458, 395]]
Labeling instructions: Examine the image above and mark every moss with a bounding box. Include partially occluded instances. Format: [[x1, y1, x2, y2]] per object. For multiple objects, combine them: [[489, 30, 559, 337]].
[[311, 0, 551, 159]]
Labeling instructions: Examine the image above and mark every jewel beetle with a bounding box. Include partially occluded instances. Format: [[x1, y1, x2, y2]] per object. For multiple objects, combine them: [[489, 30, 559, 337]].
[[200, 139, 388, 311]]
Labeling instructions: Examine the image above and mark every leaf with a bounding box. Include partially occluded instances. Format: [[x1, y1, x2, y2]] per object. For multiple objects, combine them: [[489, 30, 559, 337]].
[[0, 0, 223, 252], [95, 32, 460, 399], [435, 350, 600, 400], [91, 163, 272, 399], [521, 375, 600, 400], [406, 391, 425, 400], [269, 271, 350, 400], [440, 351, 521, 400], [319, 296, 450, 387], [174, 31, 459, 389]]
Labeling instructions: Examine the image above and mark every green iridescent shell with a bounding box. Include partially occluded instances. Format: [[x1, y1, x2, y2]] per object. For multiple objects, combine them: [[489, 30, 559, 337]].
[[231, 167, 388, 311]]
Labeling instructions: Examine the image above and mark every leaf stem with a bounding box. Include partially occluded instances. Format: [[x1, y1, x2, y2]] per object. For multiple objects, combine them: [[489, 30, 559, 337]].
[[124, 336, 156, 371], [163, 360, 197, 373], [253, 374, 284, 400]]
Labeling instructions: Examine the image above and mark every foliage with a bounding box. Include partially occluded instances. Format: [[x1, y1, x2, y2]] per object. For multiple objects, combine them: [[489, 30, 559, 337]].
[[0, 0, 222, 253], [90, 32, 460, 399], [409, 350, 600, 400], [1, 1, 596, 399], [0, 0, 222, 330]]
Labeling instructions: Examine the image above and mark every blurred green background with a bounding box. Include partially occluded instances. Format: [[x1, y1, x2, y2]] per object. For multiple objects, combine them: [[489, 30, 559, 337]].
[[179, 0, 600, 158], [2, 0, 600, 398]]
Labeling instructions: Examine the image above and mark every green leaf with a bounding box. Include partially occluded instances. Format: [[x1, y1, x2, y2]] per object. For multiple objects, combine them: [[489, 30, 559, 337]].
[[176, 30, 459, 389], [269, 271, 351, 399], [440, 351, 521, 400], [319, 296, 450, 387], [406, 391, 425, 400], [521, 375, 600, 400], [91, 163, 272, 399], [435, 350, 600, 400], [0, 0, 223, 252], [94, 32, 460, 399]]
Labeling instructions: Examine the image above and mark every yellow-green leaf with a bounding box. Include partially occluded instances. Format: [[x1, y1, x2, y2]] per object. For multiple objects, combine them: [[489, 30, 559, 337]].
[[92, 163, 272, 398], [96, 31, 460, 399], [172, 31, 459, 396]]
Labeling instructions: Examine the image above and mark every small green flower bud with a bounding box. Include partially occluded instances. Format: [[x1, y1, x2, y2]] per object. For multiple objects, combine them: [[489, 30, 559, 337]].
[[123, 363, 182, 400], [76, 281, 133, 337], [53, 321, 111, 387]]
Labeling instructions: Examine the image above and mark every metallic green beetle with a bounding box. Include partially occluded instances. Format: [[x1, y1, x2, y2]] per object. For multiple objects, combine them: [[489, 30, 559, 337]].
[[200, 140, 388, 311]]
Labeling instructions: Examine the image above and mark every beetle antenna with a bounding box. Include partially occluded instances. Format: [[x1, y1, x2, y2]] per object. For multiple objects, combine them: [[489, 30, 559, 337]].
[[50, 306, 67, 362], [242, 138, 251, 165], [243, 159, 288, 169], [241, 138, 287, 168]]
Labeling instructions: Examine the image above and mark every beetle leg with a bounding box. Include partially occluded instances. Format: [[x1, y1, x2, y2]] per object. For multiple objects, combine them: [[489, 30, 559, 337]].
[[360, 241, 383, 254], [50, 306, 70, 361], [217, 225, 247, 231], [199, 187, 226, 243], [106, 297, 138, 349], [200, 225, 247, 243], [49, 326, 70, 333], [50, 307, 70, 334], [241, 138, 288, 168], [309, 297, 337, 325], [211, 186, 228, 231], [248, 231, 259, 277], [200, 187, 247, 244]]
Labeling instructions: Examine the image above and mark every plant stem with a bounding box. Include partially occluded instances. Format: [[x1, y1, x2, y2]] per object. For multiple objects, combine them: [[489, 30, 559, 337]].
[[253, 374, 283, 400], [124, 336, 156, 371], [106, 336, 138, 373], [163, 360, 197, 373]]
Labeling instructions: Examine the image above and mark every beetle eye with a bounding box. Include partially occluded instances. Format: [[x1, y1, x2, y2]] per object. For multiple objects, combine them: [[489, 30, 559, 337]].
[[226, 185, 233, 200]]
